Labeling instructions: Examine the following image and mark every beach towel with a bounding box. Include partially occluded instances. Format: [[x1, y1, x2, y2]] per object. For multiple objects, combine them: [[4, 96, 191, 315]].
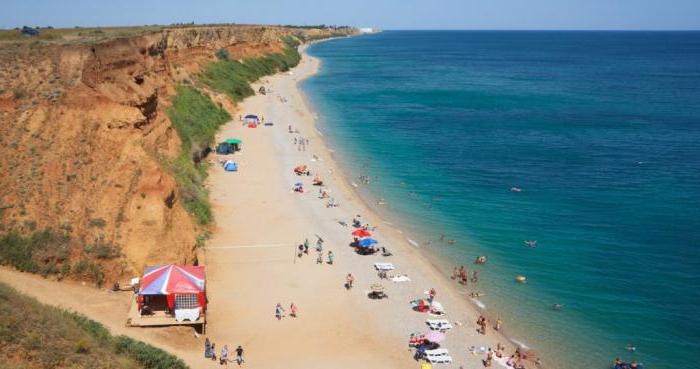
[[390, 275, 411, 282]]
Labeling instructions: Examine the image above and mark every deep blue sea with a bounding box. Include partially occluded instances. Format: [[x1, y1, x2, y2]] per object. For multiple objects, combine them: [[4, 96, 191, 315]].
[[302, 31, 700, 369]]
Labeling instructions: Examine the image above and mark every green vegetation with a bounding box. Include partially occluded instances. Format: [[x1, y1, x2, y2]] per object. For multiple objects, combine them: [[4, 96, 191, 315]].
[[0, 229, 112, 284], [199, 37, 301, 103], [0, 282, 188, 369], [165, 86, 230, 225], [0, 229, 70, 275], [167, 85, 231, 150]]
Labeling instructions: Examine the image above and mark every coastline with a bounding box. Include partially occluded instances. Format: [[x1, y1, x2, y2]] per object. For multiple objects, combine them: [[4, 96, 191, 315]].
[[202, 39, 549, 369], [297, 44, 548, 364]]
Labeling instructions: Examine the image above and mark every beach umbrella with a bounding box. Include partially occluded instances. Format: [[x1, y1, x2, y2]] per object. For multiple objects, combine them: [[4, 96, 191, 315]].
[[423, 331, 445, 343], [358, 238, 378, 247], [352, 229, 371, 238], [294, 182, 303, 187]]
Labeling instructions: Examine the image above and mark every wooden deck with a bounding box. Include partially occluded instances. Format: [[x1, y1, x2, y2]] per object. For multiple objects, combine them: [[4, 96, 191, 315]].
[[126, 295, 205, 328]]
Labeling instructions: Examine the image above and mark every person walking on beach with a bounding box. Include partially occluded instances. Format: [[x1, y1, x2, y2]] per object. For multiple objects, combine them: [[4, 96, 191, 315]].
[[220, 345, 229, 366], [485, 348, 493, 367], [290, 303, 298, 318], [327, 250, 334, 265], [211, 343, 217, 361], [316, 237, 324, 252], [275, 303, 285, 320], [303, 238, 309, 254], [495, 317, 502, 331], [205, 338, 213, 359], [346, 273, 354, 289], [316, 251, 323, 264], [235, 345, 244, 365]]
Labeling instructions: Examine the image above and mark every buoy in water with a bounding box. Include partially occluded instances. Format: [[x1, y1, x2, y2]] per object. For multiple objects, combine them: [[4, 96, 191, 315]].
[[515, 275, 527, 284]]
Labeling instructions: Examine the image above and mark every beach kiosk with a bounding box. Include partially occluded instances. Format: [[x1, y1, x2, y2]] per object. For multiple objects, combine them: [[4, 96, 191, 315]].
[[127, 265, 207, 330]]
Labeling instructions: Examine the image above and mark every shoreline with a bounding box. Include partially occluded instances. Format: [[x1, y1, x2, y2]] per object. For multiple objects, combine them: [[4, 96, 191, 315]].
[[297, 43, 549, 364], [202, 38, 551, 369]]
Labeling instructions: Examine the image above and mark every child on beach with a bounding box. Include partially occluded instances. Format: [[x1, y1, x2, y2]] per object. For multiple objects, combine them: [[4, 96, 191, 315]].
[[290, 303, 298, 318], [211, 343, 217, 361], [327, 250, 334, 264]]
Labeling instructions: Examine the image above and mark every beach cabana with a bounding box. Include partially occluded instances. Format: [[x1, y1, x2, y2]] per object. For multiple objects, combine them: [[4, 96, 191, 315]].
[[137, 265, 206, 316]]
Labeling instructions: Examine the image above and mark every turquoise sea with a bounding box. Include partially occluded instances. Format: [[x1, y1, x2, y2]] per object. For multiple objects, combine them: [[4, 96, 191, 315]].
[[302, 31, 700, 369]]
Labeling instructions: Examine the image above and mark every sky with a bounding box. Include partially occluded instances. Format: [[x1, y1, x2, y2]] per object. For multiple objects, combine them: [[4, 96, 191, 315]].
[[2, 0, 700, 30]]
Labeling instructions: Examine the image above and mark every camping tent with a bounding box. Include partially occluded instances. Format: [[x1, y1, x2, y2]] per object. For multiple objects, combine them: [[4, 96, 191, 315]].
[[137, 265, 206, 312], [224, 161, 238, 172]]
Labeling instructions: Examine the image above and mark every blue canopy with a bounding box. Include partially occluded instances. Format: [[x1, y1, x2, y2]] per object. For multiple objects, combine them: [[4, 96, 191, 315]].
[[244, 114, 259, 119], [358, 238, 378, 247]]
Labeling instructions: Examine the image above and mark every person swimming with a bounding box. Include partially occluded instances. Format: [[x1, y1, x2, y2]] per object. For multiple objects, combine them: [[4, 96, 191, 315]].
[[524, 240, 537, 247], [551, 303, 564, 310]]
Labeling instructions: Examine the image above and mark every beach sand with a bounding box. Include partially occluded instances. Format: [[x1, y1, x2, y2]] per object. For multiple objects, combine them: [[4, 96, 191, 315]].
[[203, 44, 525, 369]]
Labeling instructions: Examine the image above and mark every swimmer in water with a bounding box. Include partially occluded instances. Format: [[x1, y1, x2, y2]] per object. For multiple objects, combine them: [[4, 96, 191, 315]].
[[625, 343, 636, 352], [552, 303, 564, 310], [524, 240, 537, 248], [447, 239, 456, 245]]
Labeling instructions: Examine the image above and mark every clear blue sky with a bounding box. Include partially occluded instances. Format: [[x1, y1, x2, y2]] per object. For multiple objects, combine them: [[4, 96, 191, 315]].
[[3, 0, 699, 30]]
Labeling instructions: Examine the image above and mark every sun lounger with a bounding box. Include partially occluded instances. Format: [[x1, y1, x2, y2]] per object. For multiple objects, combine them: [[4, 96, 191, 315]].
[[390, 275, 410, 282], [425, 349, 449, 356], [374, 262, 395, 271], [426, 319, 453, 331], [425, 351, 453, 364]]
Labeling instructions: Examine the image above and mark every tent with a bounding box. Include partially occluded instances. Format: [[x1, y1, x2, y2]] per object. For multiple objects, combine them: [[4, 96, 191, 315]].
[[224, 160, 238, 172], [244, 114, 259, 126], [137, 265, 206, 312], [216, 142, 234, 155]]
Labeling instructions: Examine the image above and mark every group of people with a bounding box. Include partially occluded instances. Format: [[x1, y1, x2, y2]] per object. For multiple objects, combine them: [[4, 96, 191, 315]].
[[275, 302, 298, 320], [293, 136, 309, 151], [205, 338, 244, 366], [451, 265, 479, 285]]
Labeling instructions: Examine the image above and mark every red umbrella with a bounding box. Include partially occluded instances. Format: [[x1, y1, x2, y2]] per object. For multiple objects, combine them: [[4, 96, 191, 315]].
[[352, 229, 371, 238]]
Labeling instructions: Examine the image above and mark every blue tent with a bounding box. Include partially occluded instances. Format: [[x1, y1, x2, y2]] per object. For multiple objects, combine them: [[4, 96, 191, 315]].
[[244, 114, 258, 119], [358, 238, 378, 247], [224, 161, 238, 172]]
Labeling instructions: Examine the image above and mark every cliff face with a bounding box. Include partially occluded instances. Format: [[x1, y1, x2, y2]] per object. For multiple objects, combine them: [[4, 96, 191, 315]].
[[0, 25, 354, 281]]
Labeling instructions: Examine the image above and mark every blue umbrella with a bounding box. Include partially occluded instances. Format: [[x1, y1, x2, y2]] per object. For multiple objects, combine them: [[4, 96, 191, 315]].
[[358, 238, 378, 247], [294, 182, 303, 187]]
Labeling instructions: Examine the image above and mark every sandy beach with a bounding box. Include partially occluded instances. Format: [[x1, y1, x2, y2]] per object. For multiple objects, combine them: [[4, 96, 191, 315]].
[[203, 43, 525, 369]]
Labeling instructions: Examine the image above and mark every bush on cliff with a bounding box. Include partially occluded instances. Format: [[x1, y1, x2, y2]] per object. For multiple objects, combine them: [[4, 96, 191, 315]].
[[199, 39, 301, 102], [166, 85, 230, 225], [0, 282, 189, 369]]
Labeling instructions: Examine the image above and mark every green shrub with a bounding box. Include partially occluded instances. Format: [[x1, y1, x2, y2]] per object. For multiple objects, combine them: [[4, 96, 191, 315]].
[[114, 335, 188, 369], [199, 39, 301, 103], [167, 85, 231, 151], [215, 48, 229, 61], [0, 229, 71, 274], [0, 283, 190, 369], [165, 86, 229, 225]]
